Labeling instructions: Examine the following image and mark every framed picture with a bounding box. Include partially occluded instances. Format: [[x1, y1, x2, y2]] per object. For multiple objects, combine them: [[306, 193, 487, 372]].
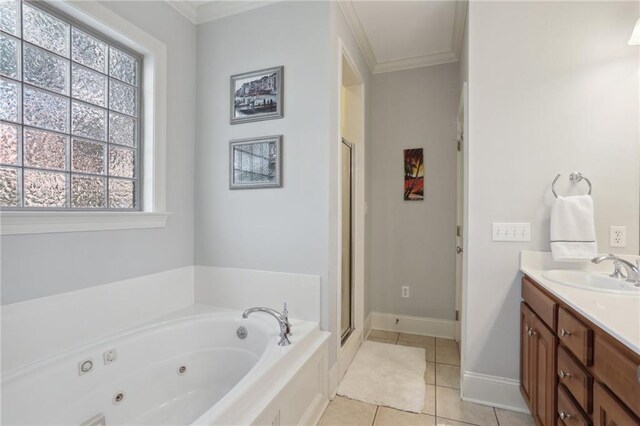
[[404, 148, 424, 200], [230, 66, 284, 124], [229, 135, 283, 189]]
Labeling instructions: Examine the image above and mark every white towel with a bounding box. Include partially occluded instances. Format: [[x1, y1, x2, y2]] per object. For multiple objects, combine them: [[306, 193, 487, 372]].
[[550, 195, 597, 261]]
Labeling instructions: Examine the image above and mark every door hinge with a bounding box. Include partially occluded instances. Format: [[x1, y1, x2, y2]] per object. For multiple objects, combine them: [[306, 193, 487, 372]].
[[455, 310, 460, 321], [456, 225, 461, 237]]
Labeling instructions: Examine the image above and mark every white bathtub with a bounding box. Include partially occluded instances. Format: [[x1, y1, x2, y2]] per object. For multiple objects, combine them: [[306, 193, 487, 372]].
[[1, 305, 330, 425]]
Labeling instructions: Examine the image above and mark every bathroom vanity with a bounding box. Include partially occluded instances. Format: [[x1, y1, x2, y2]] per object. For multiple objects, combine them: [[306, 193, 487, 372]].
[[519, 252, 640, 426]]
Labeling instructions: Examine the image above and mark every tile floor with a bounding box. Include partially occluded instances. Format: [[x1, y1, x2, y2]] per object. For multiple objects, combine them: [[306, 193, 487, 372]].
[[318, 330, 534, 426]]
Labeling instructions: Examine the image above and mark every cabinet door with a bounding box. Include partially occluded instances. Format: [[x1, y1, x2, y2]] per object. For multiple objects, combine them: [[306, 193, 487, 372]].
[[521, 302, 535, 412], [593, 382, 640, 426], [533, 316, 557, 426]]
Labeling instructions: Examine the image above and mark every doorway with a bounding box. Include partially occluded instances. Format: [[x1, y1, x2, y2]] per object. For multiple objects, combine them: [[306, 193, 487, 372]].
[[336, 41, 366, 385]]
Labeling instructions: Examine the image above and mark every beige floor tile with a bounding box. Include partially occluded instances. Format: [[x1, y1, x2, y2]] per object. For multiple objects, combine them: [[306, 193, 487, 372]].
[[435, 345, 460, 366], [436, 338, 459, 349], [368, 336, 397, 345], [424, 384, 436, 415], [495, 408, 535, 426], [368, 330, 398, 344], [373, 406, 436, 426], [398, 333, 435, 348], [435, 364, 460, 389], [318, 396, 377, 426], [436, 417, 479, 426], [425, 362, 436, 385], [374, 407, 435, 426], [425, 345, 435, 362], [435, 387, 498, 426]]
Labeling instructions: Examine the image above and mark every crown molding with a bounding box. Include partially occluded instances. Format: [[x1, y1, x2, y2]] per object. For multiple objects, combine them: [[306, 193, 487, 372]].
[[166, 1, 198, 24], [337, 1, 377, 72], [196, 1, 280, 24], [374, 51, 459, 74], [165, 1, 280, 25], [338, 0, 468, 75]]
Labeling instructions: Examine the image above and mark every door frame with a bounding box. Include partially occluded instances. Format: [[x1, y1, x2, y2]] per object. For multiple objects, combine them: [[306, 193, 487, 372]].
[[454, 84, 466, 342], [457, 82, 469, 392], [340, 138, 355, 345], [335, 38, 366, 383]]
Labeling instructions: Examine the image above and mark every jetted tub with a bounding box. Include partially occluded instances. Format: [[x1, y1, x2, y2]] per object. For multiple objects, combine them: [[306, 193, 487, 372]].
[[1, 305, 330, 425]]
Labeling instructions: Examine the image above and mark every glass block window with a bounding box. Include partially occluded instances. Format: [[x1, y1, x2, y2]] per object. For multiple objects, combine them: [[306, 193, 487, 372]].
[[0, 0, 141, 210]]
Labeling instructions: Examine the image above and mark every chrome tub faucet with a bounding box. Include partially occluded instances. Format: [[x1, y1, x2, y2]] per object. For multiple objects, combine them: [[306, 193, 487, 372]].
[[592, 254, 640, 286], [242, 304, 292, 346]]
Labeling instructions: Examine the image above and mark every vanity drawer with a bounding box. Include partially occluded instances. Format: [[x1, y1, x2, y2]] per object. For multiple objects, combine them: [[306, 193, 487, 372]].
[[558, 307, 592, 365], [593, 335, 640, 418], [522, 276, 557, 330], [557, 384, 590, 426], [558, 345, 592, 414]]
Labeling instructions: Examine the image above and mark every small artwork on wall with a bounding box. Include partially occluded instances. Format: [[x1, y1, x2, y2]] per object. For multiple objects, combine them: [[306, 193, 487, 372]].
[[404, 148, 424, 201], [230, 66, 283, 124], [229, 135, 283, 189]]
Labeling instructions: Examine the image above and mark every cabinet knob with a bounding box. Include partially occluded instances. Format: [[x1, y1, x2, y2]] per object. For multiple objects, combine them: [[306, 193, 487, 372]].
[[559, 328, 572, 337], [559, 370, 571, 379], [559, 411, 572, 420], [527, 329, 537, 337]]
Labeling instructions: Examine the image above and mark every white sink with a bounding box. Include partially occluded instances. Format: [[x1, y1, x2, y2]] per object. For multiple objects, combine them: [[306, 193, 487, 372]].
[[542, 270, 640, 295]]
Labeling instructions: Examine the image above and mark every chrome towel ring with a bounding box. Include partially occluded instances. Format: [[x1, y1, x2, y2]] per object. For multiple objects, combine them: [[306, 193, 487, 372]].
[[552, 172, 592, 198]]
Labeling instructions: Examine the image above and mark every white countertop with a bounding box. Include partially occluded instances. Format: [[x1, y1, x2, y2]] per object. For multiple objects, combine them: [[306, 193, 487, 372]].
[[520, 251, 640, 356]]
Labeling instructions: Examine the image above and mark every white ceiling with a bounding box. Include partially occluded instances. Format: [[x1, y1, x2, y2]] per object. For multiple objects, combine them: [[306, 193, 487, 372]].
[[166, 0, 467, 74], [340, 1, 467, 74]]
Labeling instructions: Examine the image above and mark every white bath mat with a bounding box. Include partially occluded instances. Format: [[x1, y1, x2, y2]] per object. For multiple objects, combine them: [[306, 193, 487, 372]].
[[337, 340, 426, 413]]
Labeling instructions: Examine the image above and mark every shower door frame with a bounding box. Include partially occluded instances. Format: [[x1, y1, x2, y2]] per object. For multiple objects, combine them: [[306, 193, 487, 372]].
[[340, 139, 355, 346]]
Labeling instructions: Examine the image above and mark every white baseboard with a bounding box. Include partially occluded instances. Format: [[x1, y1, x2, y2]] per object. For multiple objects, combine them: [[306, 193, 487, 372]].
[[364, 312, 373, 340], [370, 312, 455, 338], [328, 361, 340, 398], [462, 371, 529, 414]]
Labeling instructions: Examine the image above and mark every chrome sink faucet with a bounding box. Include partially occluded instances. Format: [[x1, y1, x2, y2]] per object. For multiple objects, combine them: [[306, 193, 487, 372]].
[[242, 305, 292, 346], [592, 254, 640, 286]]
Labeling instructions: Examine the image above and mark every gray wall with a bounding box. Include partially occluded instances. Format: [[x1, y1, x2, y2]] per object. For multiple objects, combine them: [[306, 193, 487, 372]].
[[0, 1, 196, 304], [465, 0, 640, 381], [370, 64, 460, 320], [194, 0, 332, 332]]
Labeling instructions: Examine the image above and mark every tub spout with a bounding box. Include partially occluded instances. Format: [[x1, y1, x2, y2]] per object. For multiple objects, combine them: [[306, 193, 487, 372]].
[[242, 306, 291, 346]]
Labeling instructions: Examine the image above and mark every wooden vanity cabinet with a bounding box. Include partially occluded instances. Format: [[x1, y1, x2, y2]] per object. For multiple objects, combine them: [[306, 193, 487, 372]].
[[520, 275, 640, 426], [593, 382, 638, 426], [520, 302, 558, 425], [521, 302, 536, 412]]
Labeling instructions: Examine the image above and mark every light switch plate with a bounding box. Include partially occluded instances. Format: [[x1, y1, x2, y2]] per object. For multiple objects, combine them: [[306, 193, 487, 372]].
[[492, 223, 531, 242]]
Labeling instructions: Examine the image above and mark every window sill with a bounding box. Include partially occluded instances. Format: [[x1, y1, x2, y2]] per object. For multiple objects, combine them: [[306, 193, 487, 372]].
[[0, 211, 170, 235]]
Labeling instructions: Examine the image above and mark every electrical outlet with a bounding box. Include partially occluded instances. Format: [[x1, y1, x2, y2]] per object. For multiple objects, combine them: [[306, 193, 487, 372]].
[[610, 226, 626, 248], [492, 223, 531, 242], [401, 286, 410, 298]]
